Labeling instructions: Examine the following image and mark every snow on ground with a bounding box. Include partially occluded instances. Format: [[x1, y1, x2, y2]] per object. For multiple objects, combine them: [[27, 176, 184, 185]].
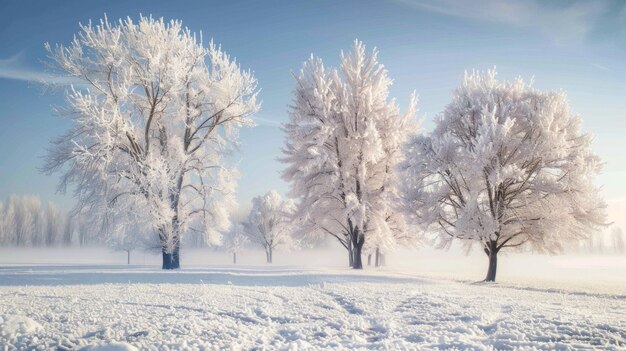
[[0, 315, 42, 339], [1, 262, 625, 350]]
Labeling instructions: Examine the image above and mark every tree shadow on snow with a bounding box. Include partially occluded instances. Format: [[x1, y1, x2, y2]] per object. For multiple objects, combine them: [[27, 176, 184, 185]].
[[0, 265, 431, 287]]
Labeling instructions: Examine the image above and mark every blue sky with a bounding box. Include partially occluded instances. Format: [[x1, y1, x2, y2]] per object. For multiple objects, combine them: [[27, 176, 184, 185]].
[[1, 0, 625, 221]]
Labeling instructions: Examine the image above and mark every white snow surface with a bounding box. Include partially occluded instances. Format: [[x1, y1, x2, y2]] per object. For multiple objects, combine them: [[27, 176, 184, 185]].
[[0, 257, 625, 350], [0, 315, 43, 339]]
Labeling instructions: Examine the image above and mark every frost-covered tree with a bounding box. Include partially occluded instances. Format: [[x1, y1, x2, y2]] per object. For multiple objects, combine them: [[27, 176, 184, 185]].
[[26, 198, 44, 247], [108, 229, 142, 264], [9, 196, 37, 247], [44, 202, 63, 246], [3, 199, 16, 246], [282, 40, 417, 269], [43, 16, 259, 269], [62, 212, 74, 246], [107, 213, 153, 264], [400, 69, 607, 281], [224, 223, 248, 264], [243, 191, 296, 263], [0, 196, 65, 247]]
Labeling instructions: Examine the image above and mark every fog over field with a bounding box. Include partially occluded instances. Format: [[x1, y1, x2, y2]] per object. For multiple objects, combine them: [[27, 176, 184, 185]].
[[1, 247, 625, 293]]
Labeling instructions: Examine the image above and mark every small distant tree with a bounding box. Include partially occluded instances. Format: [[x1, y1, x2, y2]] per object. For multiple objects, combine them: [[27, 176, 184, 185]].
[[107, 223, 130, 264], [43, 15, 259, 269], [594, 232, 606, 254], [108, 225, 150, 265], [76, 216, 87, 246], [224, 223, 249, 264], [4, 199, 16, 246], [101, 207, 152, 264], [15, 197, 33, 246], [62, 212, 74, 246], [400, 69, 607, 282], [244, 191, 296, 263], [45, 202, 61, 247], [364, 213, 419, 268], [109, 232, 140, 265], [26, 197, 44, 247], [611, 226, 625, 254]]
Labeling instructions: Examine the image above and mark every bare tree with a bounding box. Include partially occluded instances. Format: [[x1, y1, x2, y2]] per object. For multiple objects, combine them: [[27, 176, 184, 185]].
[[224, 224, 248, 264]]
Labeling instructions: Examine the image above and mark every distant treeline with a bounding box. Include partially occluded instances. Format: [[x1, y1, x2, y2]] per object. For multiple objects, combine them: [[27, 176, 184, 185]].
[[579, 226, 625, 255], [0, 195, 102, 247], [0, 195, 209, 248], [0, 194, 623, 254]]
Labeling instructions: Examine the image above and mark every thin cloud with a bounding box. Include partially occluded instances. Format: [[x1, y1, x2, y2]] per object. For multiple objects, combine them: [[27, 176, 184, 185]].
[[396, 0, 608, 44], [0, 52, 76, 85], [252, 115, 282, 128], [590, 63, 611, 71]]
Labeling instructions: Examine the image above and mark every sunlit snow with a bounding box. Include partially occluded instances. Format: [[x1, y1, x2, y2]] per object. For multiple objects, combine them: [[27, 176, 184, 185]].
[[1, 248, 624, 350]]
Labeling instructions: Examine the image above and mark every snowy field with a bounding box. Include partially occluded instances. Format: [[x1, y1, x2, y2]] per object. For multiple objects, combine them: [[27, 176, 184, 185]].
[[1, 249, 625, 350]]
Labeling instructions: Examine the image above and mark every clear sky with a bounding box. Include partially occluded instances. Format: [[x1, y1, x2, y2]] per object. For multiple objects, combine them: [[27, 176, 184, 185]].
[[1, 0, 625, 224]]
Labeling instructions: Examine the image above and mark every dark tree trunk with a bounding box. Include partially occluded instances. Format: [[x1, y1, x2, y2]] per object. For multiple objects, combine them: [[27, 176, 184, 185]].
[[485, 242, 498, 282], [352, 231, 365, 270], [367, 254, 372, 266], [162, 250, 173, 269], [266, 248, 273, 263], [127, 250, 130, 265], [485, 252, 497, 282], [353, 243, 363, 269], [172, 245, 180, 269], [162, 245, 180, 270], [233, 252, 237, 265]]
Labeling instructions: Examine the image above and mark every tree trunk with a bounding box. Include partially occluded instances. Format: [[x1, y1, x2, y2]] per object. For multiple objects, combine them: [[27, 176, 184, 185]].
[[162, 250, 173, 269], [375, 248, 380, 267], [233, 252, 237, 265], [352, 232, 365, 270], [266, 247, 273, 263], [375, 251, 386, 267], [485, 250, 498, 282], [161, 245, 180, 270], [353, 243, 363, 269], [127, 250, 130, 265], [172, 244, 180, 269], [367, 254, 372, 266]]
